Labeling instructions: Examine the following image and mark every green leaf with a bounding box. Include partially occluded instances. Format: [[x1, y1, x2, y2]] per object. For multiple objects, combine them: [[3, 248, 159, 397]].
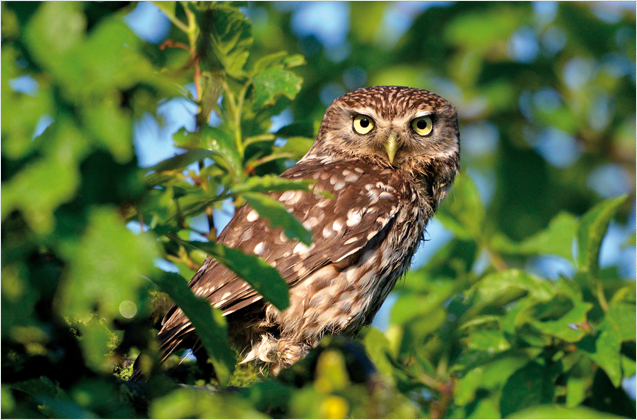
[[186, 241, 290, 311], [242, 192, 313, 245], [57, 208, 158, 321], [492, 212, 578, 260], [1, 49, 55, 160], [435, 171, 484, 240], [153, 271, 236, 386], [275, 122, 316, 139], [250, 51, 288, 75], [314, 349, 350, 393], [444, 5, 529, 49], [24, 2, 85, 79], [283, 54, 306, 68], [56, 207, 157, 370], [207, 5, 253, 78], [506, 404, 625, 419], [578, 298, 636, 387], [566, 356, 594, 408], [173, 127, 243, 177], [529, 301, 593, 342], [465, 328, 511, 353], [231, 175, 315, 195], [252, 66, 303, 111], [577, 195, 627, 275], [577, 329, 622, 387], [150, 1, 176, 21], [79, 97, 133, 164], [202, 127, 244, 176], [150, 387, 265, 419], [362, 327, 395, 380], [454, 351, 533, 405], [2, 155, 80, 234], [500, 361, 554, 418], [390, 281, 457, 325], [150, 148, 216, 172], [604, 299, 636, 343], [274, 136, 315, 160], [463, 269, 553, 322]]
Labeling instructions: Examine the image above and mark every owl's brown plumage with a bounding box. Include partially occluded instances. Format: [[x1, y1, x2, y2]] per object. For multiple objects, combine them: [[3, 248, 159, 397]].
[[159, 86, 460, 374]]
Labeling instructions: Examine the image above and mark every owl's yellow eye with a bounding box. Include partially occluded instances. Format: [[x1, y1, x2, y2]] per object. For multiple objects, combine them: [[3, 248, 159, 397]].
[[353, 114, 374, 135], [411, 116, 433, 136]]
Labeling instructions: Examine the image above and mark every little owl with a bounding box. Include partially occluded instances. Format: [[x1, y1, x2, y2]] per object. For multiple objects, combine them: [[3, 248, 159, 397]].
[[158, 85, 460, 375]]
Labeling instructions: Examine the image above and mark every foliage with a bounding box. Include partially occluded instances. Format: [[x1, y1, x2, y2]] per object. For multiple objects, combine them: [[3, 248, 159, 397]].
[[2, 1, 634, 419]]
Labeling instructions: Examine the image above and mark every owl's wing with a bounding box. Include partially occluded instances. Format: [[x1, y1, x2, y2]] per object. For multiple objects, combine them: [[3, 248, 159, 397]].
[[158, 158, 410, 357]]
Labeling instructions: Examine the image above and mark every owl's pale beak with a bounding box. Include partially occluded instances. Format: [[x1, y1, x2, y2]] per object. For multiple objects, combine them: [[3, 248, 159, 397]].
[[384, 134, 398, 164]]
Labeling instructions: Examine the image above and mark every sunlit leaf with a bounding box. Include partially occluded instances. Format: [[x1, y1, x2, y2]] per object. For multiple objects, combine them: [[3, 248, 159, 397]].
[[566, 356, 594, 408], [242, 192, 313, 245], [362, 327, 394, 380], [463, 269, 553, 322], [186, 241, 290, 311], [207, 4, 253, 78], [577, 195, 627, 275], [444, 5, 529, 49], [492, 212, 577, 260], [436, 171, 484, 240], [506, 404, 624, 419], [252, 66, 303, 111], [153, 271, 236, 386], [232, 175, 315, 195], [529, 301, 593, 342], [150, 148, 216, 172]]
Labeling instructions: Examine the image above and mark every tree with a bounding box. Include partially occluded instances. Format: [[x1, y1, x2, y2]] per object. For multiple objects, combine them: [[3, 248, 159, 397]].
[[2, 2, 634, 418]]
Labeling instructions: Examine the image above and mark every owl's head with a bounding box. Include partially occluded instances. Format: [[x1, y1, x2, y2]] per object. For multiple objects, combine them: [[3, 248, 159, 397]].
[[305, 86, 459, 171]]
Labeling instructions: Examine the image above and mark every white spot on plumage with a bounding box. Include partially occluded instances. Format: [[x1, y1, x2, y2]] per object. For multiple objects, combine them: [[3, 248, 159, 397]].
[[241, 228, 253, 241], [254, 242, 265, 256], [322, 225, 336, 239], [344, 237, 358, 245], [332, 219, 344, 232], [303, 217, 320, 230], [280, 190, 295, 202], [334, 180, 346, 191], [293, 242, 312, 255], [247, 209, 259, 222], [379, 191, 393, 200], [367, 189, 380, 205], [345, 172, 361, 183], [294, 264, 308, 277], [283, 190, 303, 205], [354, 167, 365, 174], [346, 208, 363, 227]]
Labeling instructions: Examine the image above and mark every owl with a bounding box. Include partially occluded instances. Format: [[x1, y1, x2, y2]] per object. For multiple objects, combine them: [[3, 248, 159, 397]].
[[158, 86, 460, 375]]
